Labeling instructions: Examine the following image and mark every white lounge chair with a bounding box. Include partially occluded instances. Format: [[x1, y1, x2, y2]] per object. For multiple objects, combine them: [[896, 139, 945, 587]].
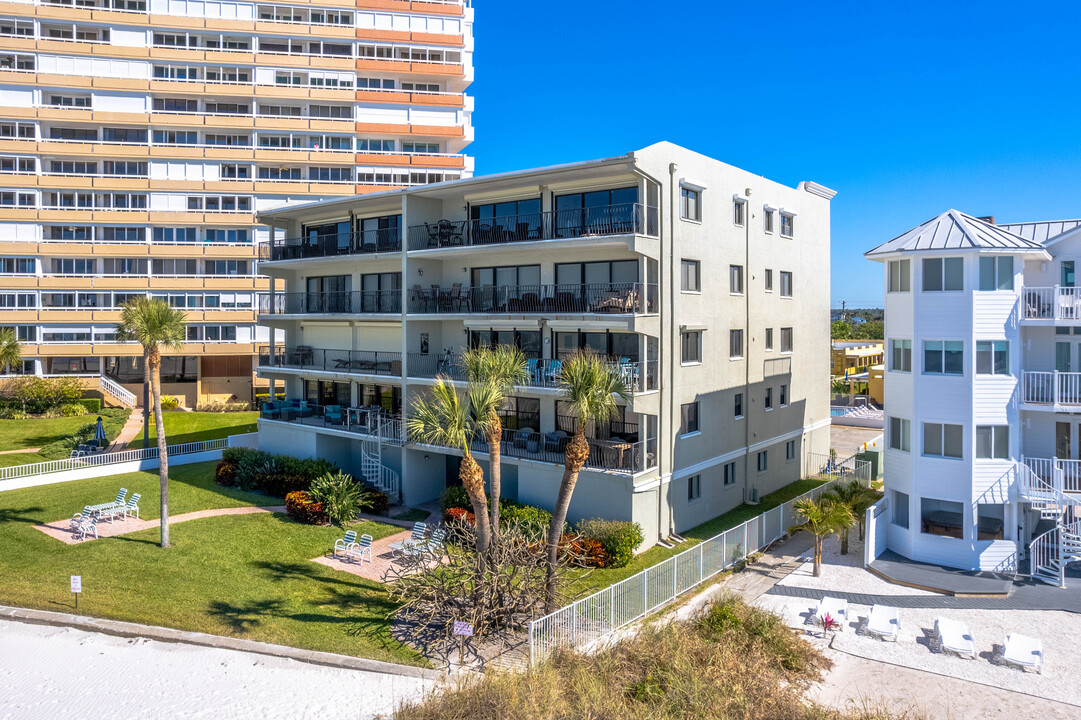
[[1003, 633, 1043, 673], [425, 528, 446, 555], [815, 596, 848, 631], [349, 533, 373, 563], [70, 506, 92, 532], [122, 493, 141, 520], [76, 516, 97, 541], [409, 522, 428, 542], [935, 618, 976, 659], [865, 605, 900, 641], [334, 530, 359, 560]]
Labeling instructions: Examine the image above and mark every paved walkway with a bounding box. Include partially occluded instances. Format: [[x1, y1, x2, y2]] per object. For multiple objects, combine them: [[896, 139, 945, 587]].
[[767, 580, 1081, 612], [112, 410, 145, 451], [36, 505, 287, 545], [0, 447, 39, 455]]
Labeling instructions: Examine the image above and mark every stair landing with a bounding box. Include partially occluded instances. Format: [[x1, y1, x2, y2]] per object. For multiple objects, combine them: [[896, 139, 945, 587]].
[[868, 550, 1015, 596]]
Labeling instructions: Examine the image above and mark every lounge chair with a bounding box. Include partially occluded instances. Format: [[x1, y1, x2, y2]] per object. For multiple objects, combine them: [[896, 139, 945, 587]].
[[814, 596, 848, 631], [71, 506, 92, 532], [334, 530, 359, 560], [76, 516, 97, 541], [865, 605, 900, 641], [110, 488, 128, 509], [1003, 633, 1043, 673], [935, 618, 976, 659], [410, 522, 428, 543], [122, 493, 141, 520], [425, 528, 446, 555], [349, 533, 373, 563]]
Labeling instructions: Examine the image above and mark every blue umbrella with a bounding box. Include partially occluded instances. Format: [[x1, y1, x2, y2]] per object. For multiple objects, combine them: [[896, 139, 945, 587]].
[[94, 416, 107, 448]]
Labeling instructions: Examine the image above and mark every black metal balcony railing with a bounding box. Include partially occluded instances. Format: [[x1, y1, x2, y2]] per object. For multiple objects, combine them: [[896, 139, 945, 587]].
[[460, 429, 656, 474], [406, 203, 658, 251], [258, 346, 402, 376], [262, 227, 402, 262], [259, 291, 402, 315], [260, 401, 405, 442], [407, 282, 657, 315], [408, 353, 658, 393]]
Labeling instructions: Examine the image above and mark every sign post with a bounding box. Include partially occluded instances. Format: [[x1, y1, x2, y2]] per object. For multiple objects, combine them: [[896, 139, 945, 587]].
[[70, 575, 82, 612], [452, 620, 473, 667]]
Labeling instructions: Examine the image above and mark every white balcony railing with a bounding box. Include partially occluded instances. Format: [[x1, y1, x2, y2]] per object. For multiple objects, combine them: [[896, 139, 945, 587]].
[[1023, 286, 1081, 321], [1022, 370, 1081, 406], [1024, 457, 1081, 494]]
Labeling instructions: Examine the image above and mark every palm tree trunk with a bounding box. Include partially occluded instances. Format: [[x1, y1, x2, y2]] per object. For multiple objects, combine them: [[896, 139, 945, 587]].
[[840, 527, 849, 555], [458, 453, 490, 559], [858, 519, 866, 541], [813, 536, 822, 577], [486, 412, 502, 536], [149, 347, 170, 549], [545, 425, 589, 612]]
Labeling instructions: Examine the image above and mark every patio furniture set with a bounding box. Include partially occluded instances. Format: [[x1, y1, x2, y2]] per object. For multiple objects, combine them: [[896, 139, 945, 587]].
[[331, 522, 445, 566], [70, 443, 106, 459], [813, 596, 1044, 673], [410, 284, 641, 314], [69, 488, 141, 540]]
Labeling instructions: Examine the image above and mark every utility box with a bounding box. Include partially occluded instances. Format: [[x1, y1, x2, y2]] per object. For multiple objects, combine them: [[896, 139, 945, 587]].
[[857, 448, 883, 482]]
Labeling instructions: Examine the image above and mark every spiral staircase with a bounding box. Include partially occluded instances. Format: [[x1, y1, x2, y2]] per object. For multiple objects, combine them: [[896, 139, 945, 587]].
[[1019, 460, 1081, 587], [359, 415, 402, 505]]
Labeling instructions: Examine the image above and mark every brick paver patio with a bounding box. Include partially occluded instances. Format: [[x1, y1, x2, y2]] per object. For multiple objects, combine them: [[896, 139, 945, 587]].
[[312, 528, 422, 583]]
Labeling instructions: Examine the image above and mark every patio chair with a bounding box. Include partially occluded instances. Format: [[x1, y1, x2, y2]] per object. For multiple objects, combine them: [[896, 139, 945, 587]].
[[109, 488, 128, 510], [334, 530, 359, 560], [425, 528, 446, 555], [122, 493, 141, 520], [525, 358, 540, 384], [865, 605, 900, 641], [324, 405, 343, 425], [349, 533, 373, 563], [546, 360, 563, 384], [410, 522, 428, 542], [935, 618, 976, 659], [76, 516, 98, 541], [1003, 633, 1043, 673], [71, 506, 93, 532], [814, 596, 848, 631], [514, 428, 533, 449]]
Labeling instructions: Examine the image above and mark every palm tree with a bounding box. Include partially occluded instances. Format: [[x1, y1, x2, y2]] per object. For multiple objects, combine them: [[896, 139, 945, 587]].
[[544, 352, 630, 610], [793, 496, 854, 577], [461, 345, 528, 534], [826, 479, 880, 554], [0, 327, 20, 374], [115, 297, 186, 548], [407, 378, 492, 559]]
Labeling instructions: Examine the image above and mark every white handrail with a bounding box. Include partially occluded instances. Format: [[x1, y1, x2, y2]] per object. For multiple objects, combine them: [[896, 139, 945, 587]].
[[0, 437, 227, 482], [99, 375, 136, 408]]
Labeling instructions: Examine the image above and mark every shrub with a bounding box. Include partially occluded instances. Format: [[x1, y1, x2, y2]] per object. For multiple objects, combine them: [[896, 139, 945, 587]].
[[36, 409, 130, 460], [560, 535, 608, 567], [285, 491, 327, 525], [196, 400, 250, 413], [217, 447, 338, 497], [500, 503, 552, 536], [160, 395, 180, 410], [215, 460, 239, 487], [445, 507, 475, 525], [255, 392, 284, 407], [576, 519, 645, 569], [441, 485, 471, 513], [0, 376, 85, 413], [360, 484, 390, 515], [78, 398, 102, 414], [59, 403, 87, 417], [308, 471, 368, 527]]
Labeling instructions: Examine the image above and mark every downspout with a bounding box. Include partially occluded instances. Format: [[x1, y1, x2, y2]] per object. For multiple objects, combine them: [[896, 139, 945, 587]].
[[743, 190, 752, 504], [665, 161, 679, 542]]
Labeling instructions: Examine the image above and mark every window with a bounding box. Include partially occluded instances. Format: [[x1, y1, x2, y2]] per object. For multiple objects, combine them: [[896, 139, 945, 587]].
[[680, 187, 701, 221], [889, 416, 910, 452], [779, 271, 793, 297], [757, 450, 768, 472], [786, 439, 795, 461], [921, 498, 964, 539], [734, 392, 744, 419], [687, 474, 701, 501], [976, 425, 1009, 459], [205, 260, 249, 276], [889, 339, 912, 372], [402, 142, 439, 154], [681, 260, 700, 292], [733, 199, 745, 226], [780, 213, 794, 238], [764, 387, 773, 410], [729, 329, 744, 359], [779, 383, 787, 406], [0, 258, 34, 274], [723, 461, 737, 486], [888, 259, 911, 292], [765, 328, 773, 351], [892, 490, 909, 528], [764, 208, 774, 233], [51, 258, 94, 275], [978, 504, 1005, 539], [151, 258, 198, 275], [729, 265, 744, 294], [680, 402, 699, 435], [922, 257, 964, 292], [764, 269, 773, 292], [923, 340, 963, 375], [780, 327, 793, 353], [153, 98, 198, 113], [923, 423, 963, 459], [49, 95, 91, 107], [102, 258, 147, 275], [978, 256, 1014, 291], [976, 341, 1009, 375], [681, 331, 702, 364]]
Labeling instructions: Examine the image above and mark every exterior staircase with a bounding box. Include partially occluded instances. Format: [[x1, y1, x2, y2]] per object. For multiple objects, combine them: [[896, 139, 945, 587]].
[[1019, 459, 1081, 586], [359, 414, 402, 504], [99, 375, 137, 409]]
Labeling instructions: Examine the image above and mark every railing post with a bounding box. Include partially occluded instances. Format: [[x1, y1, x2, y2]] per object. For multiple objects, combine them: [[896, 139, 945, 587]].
[[609, 585, 615, 628]]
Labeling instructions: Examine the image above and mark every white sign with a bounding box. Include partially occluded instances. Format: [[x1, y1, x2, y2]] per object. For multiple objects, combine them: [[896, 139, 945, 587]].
[[70, 576, 81, 594], [452, 621, 473, 637]]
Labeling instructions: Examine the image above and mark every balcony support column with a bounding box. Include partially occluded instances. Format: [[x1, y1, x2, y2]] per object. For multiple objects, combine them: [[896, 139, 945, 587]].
[[268, 275, 276, 400]]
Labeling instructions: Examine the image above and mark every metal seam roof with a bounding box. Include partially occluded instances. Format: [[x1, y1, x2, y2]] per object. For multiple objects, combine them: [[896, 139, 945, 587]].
[[865, 209, 1047, 256]]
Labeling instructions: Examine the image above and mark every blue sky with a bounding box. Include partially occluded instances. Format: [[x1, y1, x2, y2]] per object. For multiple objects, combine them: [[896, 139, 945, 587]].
[[466, 1, 1081, 307]]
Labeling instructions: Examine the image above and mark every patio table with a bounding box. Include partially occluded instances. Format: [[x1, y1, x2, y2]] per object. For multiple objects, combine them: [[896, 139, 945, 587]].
[[389, 538, 426, 557]]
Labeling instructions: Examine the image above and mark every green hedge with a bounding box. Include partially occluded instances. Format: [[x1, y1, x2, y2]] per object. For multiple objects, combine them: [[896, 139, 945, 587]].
[[439, 486, 552, 535], [78, 398, 102, 414]]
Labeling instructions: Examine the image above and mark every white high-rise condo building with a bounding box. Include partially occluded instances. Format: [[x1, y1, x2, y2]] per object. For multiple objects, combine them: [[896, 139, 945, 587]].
[[868, 210, 1081, 584], [256, 142, 834, 544], [0, 0, 473, 406]]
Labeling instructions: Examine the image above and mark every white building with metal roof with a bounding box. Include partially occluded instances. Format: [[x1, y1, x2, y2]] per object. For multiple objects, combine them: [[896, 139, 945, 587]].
[[866, 210, 1081, 584]]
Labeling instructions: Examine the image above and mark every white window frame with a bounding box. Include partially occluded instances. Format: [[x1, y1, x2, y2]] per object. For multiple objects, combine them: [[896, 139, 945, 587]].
[[729, 264, 744, 295], [680, 259, 700, 293], [779, 211, 794, 238], [729, 329, 744, 360], [764, 268, 773, 292], [680, 185, 702, 222], [681, 330, 702, 365], [733, 197, 746, 227], [763, 206, 775, 234], [687, 474, 701, 502], [888, 259, 911, 293]]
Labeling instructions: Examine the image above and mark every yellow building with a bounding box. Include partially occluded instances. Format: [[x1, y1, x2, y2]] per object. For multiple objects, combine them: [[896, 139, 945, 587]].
[[831, 340, 884, 377], [0, 0, 474, 407]]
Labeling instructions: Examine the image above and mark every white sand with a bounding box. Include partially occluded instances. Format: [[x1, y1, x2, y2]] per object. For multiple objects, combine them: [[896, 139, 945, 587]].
[[0, 621, 438, 720]]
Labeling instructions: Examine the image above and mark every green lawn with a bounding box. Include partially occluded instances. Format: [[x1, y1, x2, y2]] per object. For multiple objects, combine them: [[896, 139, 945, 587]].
[[571, 477, 827, 597], [127, 411, 258, 449], [0, 461, 422, 665], [0, 415, 102, 453], [0, 453, 52, 468]]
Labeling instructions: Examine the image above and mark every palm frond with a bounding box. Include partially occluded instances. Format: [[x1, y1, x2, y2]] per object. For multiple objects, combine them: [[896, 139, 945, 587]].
[[0, 327, 20, 371], [115, 297, 187, 351], [559, 352, 631, 428], [462, 345, 528, 391], [406, 378, 476, 452]]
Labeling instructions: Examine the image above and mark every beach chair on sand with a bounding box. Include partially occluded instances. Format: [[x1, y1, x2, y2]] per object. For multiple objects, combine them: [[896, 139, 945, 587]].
[[935, 618, 976, 659], [865, 605, 900, 641], [815, 596, 849, 631], [334, 530, 359, 560], [1003, 633, 1043, 673]]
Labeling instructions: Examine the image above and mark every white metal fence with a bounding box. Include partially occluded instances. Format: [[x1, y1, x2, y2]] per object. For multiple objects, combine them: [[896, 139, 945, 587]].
[[0, 438, 229, 483], [805, 451, 873, 487], [528, 477, 845, 665]]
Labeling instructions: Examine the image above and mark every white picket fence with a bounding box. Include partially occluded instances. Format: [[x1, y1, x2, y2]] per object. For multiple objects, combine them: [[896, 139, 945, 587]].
[[528, 477, 845, 665], [0, 434, 258, 492]]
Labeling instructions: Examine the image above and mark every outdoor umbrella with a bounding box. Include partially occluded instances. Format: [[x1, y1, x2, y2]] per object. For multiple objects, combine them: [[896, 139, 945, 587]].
[[94, 416, 107, 448]]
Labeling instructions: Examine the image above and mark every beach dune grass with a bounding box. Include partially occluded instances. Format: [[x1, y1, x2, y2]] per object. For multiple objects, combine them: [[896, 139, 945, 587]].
[[0, 462, 422, 665]]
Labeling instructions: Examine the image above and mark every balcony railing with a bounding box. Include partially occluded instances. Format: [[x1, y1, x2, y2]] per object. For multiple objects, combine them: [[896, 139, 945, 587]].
[[258, 346, 401, 376], [259, 402, 405, 443], [456, 429, 655, 474], [407, 282, 657, 315], [1022, 370, 1081, 405], [1024, 457, 1081, 494], [406, 203, 658, 251], [408, 353, 657, 393], [1023, 286, 1081, 321], [262, 228, 402, 262], [258, 291, 402, 315]]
